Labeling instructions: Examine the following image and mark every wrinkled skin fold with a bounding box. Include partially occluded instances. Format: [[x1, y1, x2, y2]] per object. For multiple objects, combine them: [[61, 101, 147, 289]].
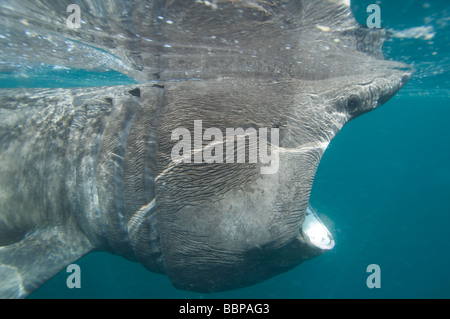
[[0, 0, 412, 297]]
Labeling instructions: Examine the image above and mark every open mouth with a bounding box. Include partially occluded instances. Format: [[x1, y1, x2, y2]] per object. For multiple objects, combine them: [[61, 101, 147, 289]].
[[302, 205, 335, 250]]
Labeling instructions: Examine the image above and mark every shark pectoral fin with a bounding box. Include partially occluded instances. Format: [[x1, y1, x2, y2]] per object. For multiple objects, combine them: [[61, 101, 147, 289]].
[[0, 225, 93, 299]]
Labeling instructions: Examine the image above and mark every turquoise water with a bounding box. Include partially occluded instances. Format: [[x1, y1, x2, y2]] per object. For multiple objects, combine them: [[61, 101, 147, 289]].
[[1, 0, 448, 298], [0, 64, 136, 88]]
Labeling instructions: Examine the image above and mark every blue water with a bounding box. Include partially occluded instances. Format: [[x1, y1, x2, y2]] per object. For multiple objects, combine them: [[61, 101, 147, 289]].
[[0, 64, 136, 88], [1, 0, 448, 298]]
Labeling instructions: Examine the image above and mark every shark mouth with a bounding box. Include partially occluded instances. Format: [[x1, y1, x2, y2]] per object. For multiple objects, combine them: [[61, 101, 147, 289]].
[[302, 205, 335, 250]]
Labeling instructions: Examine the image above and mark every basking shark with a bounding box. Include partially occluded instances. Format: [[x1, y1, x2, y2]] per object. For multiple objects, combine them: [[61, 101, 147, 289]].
[[0, 0, 411, 298]]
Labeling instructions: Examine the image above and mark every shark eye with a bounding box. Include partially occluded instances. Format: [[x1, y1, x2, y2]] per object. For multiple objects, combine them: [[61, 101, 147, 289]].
[[346, 95, 361, 112]]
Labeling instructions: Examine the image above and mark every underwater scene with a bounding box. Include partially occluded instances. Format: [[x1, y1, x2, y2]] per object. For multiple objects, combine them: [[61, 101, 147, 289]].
[[0, 0, 448, 299]]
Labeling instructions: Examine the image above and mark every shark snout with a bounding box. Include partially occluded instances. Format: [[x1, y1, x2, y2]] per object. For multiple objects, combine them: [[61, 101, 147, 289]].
[[377, 69, 413, 107]]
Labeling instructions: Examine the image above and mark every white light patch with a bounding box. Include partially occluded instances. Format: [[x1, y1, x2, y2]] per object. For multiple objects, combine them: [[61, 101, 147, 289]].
[[302, 206, 335, 250], [316, 25, 330, 32], [390, 25, 436, 40]]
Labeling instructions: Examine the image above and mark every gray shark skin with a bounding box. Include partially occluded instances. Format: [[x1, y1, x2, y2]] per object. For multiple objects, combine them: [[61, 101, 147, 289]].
[[0, 0, 412, 298]]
